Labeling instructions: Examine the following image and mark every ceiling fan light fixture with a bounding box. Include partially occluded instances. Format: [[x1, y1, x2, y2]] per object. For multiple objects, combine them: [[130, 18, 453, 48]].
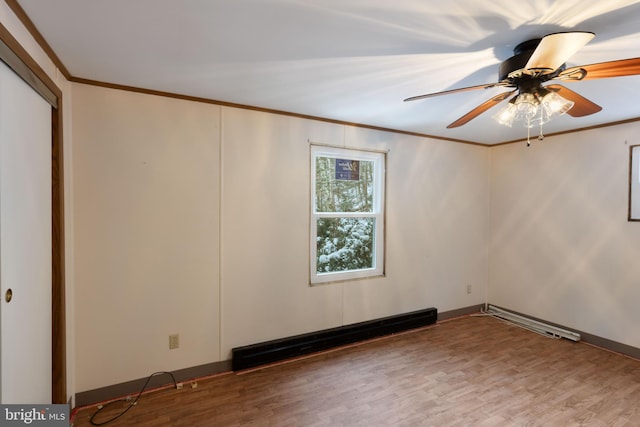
[[539, 90, 574, 116], [493, 88, 574, 129], [514, 92, 539, 122], [493, 99, 518, 127], [493, 92, 539, 127]]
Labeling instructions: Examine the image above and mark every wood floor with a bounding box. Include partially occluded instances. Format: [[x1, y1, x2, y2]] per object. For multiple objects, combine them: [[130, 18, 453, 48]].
[[72, 315, 640, 426]]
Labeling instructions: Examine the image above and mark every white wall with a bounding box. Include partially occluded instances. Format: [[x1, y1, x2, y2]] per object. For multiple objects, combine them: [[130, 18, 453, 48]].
[[72, 84, 221, 392], [72, 88, 490, 391], [489, 122, 640, 349], [220, 108, 345, 352]]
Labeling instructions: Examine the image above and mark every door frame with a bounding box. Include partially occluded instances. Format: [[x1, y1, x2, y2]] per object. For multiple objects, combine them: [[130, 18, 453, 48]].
[[0, 22, 66, 404]]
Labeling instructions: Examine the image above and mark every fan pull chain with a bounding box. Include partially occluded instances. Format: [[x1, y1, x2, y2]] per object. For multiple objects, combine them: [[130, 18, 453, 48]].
[[526, 117, 531, 147]]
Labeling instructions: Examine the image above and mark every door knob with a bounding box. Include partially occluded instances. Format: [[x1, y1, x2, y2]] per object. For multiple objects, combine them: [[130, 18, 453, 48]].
[[5, 288, 12, 303]]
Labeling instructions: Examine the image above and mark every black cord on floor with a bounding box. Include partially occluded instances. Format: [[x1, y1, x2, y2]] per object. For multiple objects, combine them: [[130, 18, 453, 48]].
[[89, 371, 178, 426]]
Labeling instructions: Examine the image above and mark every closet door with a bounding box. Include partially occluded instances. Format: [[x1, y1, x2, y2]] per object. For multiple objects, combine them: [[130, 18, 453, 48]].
[[0, 61, 52, 403]]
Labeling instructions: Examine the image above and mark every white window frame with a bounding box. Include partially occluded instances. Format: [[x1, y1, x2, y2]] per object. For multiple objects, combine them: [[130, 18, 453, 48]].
[[629, 144, 640, 221], [310, 145, 385, 284]]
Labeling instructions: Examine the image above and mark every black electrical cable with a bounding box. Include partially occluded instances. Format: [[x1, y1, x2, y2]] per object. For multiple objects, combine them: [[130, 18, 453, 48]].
[[89, 371, 178, 426]]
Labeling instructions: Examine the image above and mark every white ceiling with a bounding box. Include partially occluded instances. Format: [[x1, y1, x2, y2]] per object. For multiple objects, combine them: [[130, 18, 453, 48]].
[[15, 0, 640, 144]]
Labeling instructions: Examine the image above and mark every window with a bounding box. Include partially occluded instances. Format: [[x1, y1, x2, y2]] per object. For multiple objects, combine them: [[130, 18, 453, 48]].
[[629, 145, 640, 220], [310, 145, 385, 284]]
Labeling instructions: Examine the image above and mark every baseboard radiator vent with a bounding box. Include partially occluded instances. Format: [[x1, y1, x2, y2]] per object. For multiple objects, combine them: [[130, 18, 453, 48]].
[[232, 307, 437, 371], [485, 305, 581, 342]]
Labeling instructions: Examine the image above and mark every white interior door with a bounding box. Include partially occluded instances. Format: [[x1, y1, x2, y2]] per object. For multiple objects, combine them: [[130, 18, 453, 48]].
[[0, 61, 52, 404]]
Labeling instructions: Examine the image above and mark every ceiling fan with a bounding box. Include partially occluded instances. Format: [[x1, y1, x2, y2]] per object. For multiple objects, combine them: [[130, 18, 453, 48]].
[[404, 32, 640, 143]]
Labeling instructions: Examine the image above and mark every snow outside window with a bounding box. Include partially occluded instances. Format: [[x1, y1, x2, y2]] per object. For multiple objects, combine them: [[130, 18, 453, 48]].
[[310, 145, 385, 284]]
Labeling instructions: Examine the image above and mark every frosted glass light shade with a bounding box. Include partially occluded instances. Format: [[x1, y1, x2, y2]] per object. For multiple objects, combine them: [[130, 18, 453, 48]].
[[493, 89, 574, 128]]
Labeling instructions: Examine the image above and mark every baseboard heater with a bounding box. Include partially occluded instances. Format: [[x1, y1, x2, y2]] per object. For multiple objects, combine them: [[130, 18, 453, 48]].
[[232, 307, 437, 371], [486, 305, 581, 342]]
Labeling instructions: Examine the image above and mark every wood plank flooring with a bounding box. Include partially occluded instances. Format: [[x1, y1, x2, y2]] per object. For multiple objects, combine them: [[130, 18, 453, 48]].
[[72, 315, 640, 426]]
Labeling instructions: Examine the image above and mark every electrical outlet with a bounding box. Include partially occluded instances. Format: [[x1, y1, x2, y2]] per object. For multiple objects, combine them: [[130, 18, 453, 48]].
[[169, 334, 180, 350], [466, 284, 472, 294]]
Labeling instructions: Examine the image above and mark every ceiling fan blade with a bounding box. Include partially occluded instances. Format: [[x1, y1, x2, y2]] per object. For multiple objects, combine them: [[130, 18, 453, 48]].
[[403, 82, 507, 102], [546, 84, 602, 117], [524, 32, 595, 74], [447, 90, 516, 128], [559, 57, 640, 80]]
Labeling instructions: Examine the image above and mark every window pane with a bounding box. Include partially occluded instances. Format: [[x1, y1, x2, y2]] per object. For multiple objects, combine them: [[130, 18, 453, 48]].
[[315, 156, 374, 213], [316, 217, 375, 273]]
